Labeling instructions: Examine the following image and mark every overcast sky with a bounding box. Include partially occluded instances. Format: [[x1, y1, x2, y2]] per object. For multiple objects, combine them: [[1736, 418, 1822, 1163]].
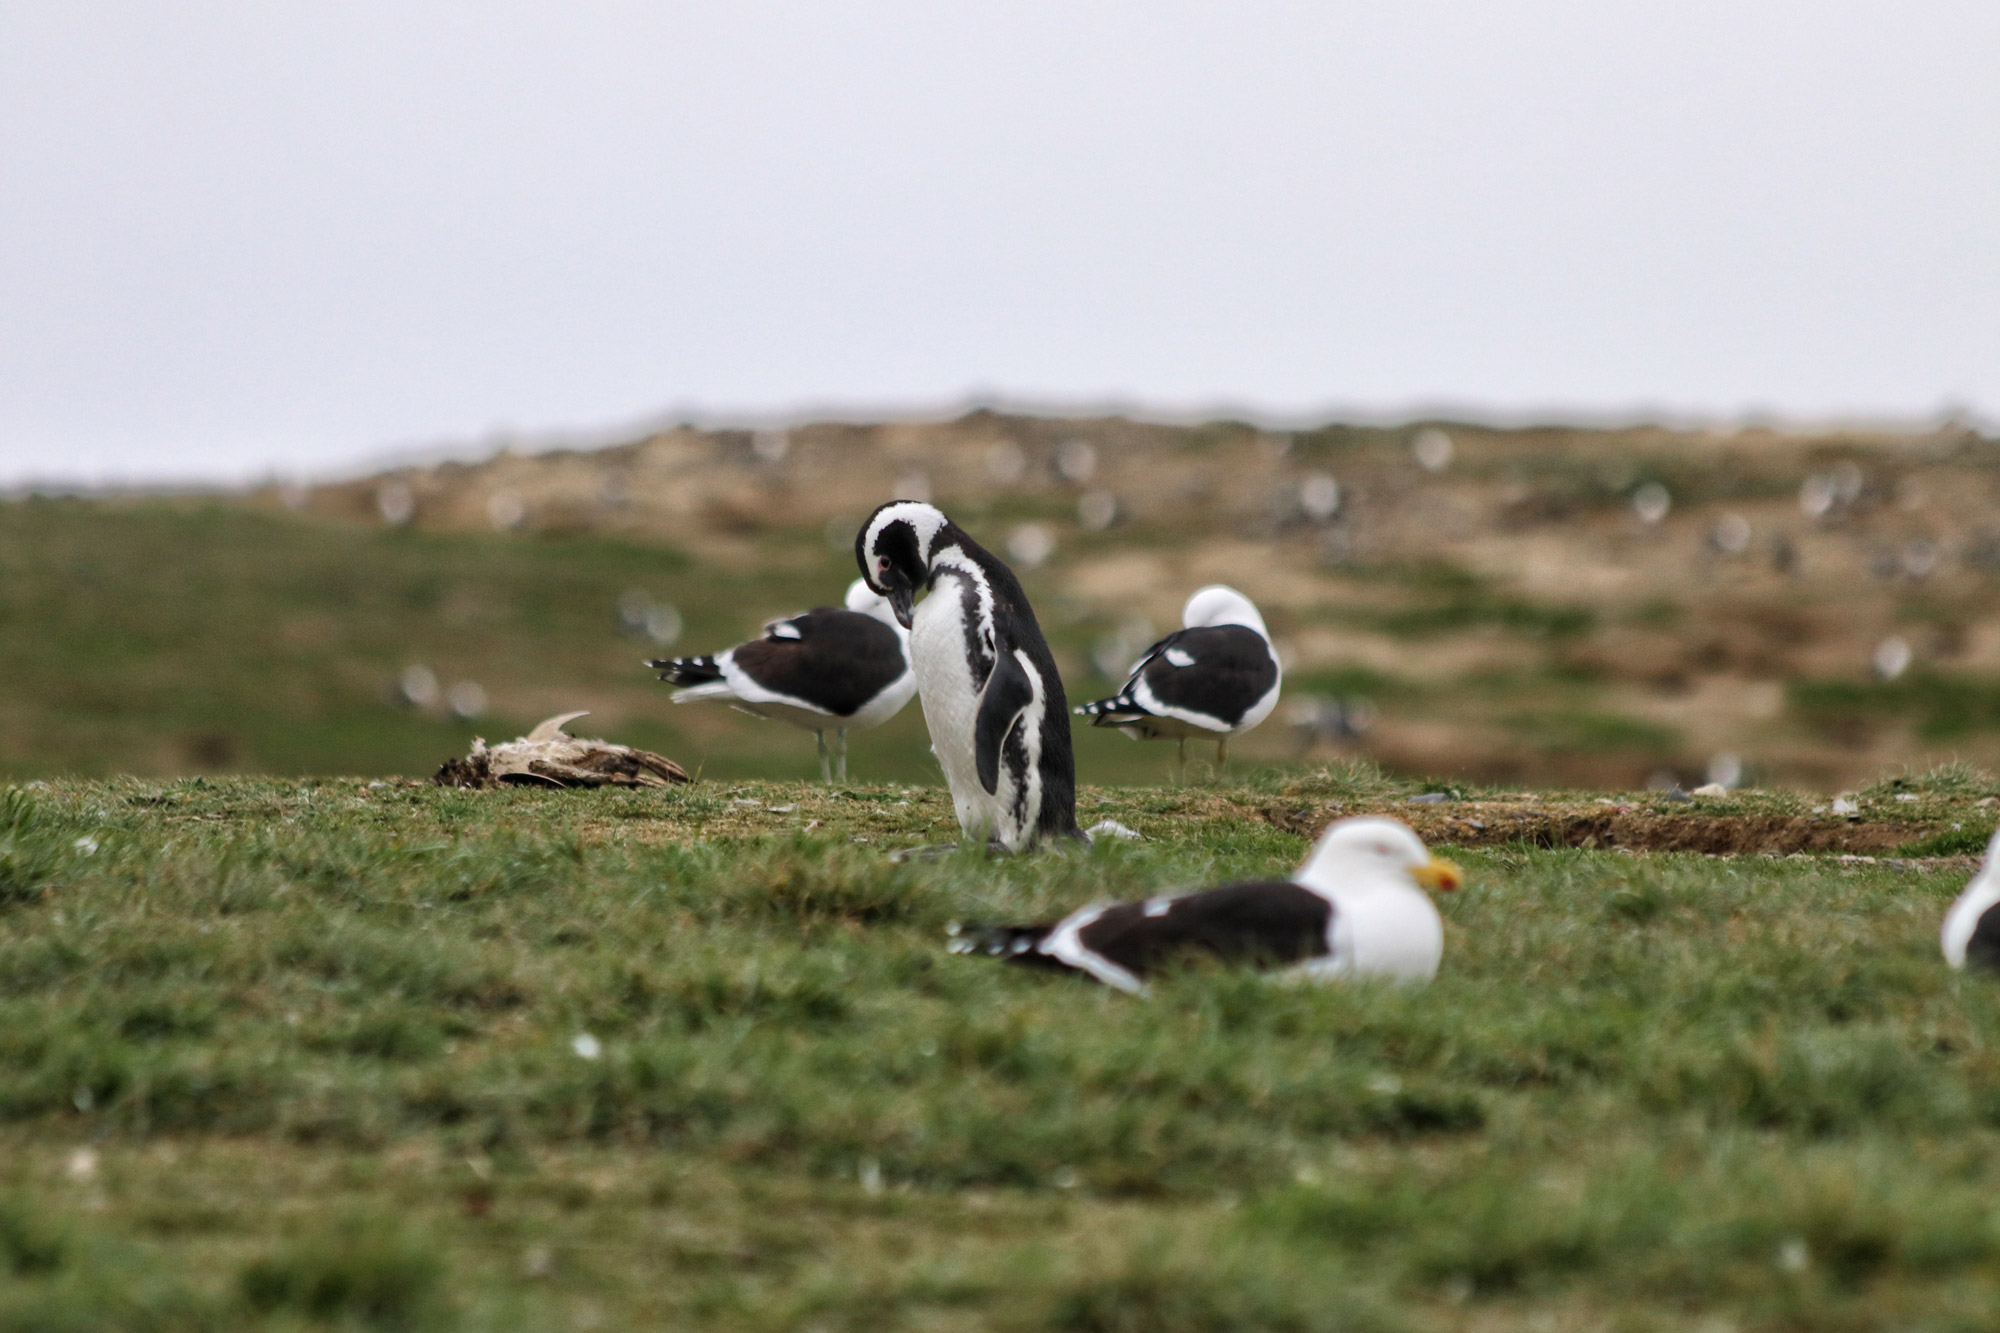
[[2, 2, 1995, 487]]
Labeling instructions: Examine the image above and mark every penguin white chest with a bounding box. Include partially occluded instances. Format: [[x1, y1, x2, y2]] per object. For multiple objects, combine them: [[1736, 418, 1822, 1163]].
[[910, 581, 1001, 837]]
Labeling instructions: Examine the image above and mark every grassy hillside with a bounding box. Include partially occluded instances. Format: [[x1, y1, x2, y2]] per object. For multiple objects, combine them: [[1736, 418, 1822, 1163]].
[[273, 410, 2000, 790], [12, 454, 2000, 794], [3, 771, 2000, 1328], [0, 497, 1200, 787]]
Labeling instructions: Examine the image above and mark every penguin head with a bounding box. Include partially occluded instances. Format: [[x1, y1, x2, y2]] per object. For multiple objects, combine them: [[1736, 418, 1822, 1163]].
[[857, 501, 949, 629], [1298, 816, 1463, 896], [1181, 585, 1269, 638]]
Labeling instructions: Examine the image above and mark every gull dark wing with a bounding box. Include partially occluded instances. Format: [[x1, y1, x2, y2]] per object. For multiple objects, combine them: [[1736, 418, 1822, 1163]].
[[974, 648, 1035, 795], [1134, 625, 1277, 726], [728, 609, 906, 716], [1078, 880, 1332, 978]]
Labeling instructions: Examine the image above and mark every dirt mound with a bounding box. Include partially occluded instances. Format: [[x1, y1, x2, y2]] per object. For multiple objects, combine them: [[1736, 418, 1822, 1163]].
[[1257, 802, 1932, 856]]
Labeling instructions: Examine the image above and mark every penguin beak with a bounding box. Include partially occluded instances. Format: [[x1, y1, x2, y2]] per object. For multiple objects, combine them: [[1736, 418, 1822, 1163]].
[[882, 569, 916, 629], [1409, 857, 1464, 893]]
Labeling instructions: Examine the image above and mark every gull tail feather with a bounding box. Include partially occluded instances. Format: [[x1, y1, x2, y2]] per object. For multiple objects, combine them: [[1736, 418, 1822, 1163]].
[[651, 655, 723, 687], [948, 921, 1056, 960], [1074, 692, 1149, 725]]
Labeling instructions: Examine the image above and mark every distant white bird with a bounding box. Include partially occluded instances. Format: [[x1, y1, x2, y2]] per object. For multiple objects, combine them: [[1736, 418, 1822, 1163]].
[[1075, 585, 1281, 777], [1942, 827, 2000, 971], [950, 816, 1462, 992], [650, 579, 914, 782], [857, 500, 1082, 851]]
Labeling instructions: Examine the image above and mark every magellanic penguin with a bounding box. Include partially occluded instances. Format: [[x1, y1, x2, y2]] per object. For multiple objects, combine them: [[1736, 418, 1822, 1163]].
[[648, 579, 915, 782], [1075, 584, 1281, 778], [949, 816, 1461, 992], [1942, 827, 2000, 971], [857, 500, 1081, 852]]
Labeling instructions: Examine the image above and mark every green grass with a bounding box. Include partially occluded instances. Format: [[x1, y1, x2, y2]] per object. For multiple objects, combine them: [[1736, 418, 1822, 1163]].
[[1503, 710, 1680, 755], [1325, 564, 1597, 641], [1791, 672, 2000, 743], [0, 496, 1806, 796], [0, 498, 1211, 788], [3, 775, 2000, 1329]]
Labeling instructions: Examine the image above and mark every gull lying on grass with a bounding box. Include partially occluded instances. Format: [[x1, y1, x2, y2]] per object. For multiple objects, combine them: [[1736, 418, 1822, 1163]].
[[950, 816, 1461, 992]]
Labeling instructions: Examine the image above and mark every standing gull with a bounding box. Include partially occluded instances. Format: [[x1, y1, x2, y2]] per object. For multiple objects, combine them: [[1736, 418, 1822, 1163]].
[[1075, 585, 1281, 778], [950, 816, 1461, 991], [649, 579, 914, 782], [857, 500, 1081, 852]]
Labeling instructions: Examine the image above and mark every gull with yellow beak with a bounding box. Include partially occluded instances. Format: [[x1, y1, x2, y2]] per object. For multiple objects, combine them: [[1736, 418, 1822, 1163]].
[[949, 816, 1463, 992]]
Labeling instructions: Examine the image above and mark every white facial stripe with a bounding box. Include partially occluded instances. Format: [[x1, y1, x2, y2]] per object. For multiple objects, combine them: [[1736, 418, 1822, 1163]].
[[863, 502, 950, 570]]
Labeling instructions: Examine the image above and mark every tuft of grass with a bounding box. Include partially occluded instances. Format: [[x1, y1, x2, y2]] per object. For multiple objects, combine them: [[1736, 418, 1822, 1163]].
[[239, 1215, 451, 1329], [1864, 761, 2000, 801], [1895, 824, 1996, 857], [1793, 675, 2000, 742], [0, 1194, 69, 1277], [1033, 1240, 1400, 1333], [0, 788, 63, 909], [1344, 564, 1596, 640], [1504, 710, 1679, 755]]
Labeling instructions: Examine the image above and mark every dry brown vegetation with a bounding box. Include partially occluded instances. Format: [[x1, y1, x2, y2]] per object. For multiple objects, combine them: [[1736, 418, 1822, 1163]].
[[262, 409, 2000, 790]]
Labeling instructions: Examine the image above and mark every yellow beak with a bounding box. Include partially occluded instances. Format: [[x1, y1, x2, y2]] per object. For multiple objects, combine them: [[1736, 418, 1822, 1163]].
[[1409, 857, 1464, 893]]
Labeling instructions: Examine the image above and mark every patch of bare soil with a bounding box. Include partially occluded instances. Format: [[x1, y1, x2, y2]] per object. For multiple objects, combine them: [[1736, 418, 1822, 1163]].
[[1255, 802, 1934, 856]]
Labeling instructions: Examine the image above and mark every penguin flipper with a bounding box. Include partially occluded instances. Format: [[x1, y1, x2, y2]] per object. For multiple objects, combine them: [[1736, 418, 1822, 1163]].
[[974, 649, 1035, 795]]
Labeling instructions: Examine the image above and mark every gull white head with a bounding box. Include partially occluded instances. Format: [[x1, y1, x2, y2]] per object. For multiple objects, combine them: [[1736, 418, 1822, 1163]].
[[857, 500, 952, 629], [1297, 816, 1463, 896], [1182, 585, 1269, 639], [845, 577, 905, 632]]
